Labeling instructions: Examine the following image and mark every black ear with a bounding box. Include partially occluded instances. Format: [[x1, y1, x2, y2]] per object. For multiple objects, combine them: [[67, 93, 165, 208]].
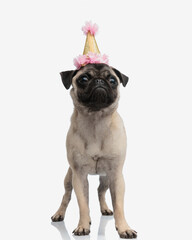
[[112, 68, 129, 87], [60, 70, 78, 89]]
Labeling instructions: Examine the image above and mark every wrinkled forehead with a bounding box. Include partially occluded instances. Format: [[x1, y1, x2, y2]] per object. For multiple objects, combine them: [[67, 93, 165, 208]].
[[73, 64, 118, 80]]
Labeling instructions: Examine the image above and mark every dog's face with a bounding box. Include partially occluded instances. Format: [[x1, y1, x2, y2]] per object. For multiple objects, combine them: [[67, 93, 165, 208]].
[[60, 63, 129, 111]]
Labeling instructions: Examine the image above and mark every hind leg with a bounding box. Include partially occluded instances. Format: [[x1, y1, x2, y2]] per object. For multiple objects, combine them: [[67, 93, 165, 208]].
[[51, 167, 73, 222], [98, 176, 113, 216]]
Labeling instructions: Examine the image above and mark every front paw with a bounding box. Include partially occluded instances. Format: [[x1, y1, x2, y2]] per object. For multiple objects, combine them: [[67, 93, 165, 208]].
[[51, 212, 64, 222], [118, 228, 137, 239], [72, 226, 90, 236], [101, 208, 113, 216]]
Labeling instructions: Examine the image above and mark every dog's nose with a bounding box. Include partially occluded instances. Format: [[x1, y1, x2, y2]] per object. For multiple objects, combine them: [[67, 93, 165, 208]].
[[95, 79, 104, 85]]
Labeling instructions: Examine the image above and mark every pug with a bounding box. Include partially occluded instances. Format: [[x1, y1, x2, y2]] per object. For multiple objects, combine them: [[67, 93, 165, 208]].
[[51, 63, 137, 239]]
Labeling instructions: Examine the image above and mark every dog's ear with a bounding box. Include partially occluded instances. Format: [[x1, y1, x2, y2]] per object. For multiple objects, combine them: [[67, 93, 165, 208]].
[[112, 68, 129, 87], [60, 70, 78, 89]]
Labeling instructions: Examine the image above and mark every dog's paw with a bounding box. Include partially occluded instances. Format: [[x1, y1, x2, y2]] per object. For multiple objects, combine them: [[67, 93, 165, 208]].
[[101, 208, 113, 216], [118, 229, 137, 239], [51, 212, 64, 222], [72, 226, 90, 236]]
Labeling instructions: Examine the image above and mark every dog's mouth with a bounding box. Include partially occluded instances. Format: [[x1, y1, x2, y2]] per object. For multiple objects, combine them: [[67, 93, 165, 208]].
[[89, 86, 108, 101], [91, 86, 108, 93], [77, 82, 117, 111]]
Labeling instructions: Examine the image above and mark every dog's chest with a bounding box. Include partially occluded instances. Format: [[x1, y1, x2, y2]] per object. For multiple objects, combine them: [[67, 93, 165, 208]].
[[78, 119, 110, 158], [85, 141, 101, 159], [69, 111, 125, 174]]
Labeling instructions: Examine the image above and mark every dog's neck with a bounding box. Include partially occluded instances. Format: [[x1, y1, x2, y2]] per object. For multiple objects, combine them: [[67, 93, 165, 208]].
[[70, 88, 119, 119]]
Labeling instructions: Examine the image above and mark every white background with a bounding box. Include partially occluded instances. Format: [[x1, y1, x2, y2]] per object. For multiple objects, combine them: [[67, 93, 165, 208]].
[[0, 0, 192, 239]]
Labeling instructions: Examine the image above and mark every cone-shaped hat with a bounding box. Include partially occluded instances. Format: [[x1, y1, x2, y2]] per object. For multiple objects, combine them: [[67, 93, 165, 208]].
[[82, 22, 100, 54], [74, 21, 109, 69]]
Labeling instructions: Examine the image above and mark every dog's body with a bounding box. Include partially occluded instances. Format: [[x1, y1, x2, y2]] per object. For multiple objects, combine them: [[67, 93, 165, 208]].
[[52, 64, 137, 238]]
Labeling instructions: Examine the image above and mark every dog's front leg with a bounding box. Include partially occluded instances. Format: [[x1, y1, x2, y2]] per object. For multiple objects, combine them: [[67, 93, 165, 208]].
[[72, 170, 91, 235], [109, 172, 137, 239]]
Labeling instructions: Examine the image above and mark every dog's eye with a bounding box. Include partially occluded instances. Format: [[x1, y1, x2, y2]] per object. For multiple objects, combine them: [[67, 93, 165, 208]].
[[81, 76, 88, 82], [109, 77, 117, 85], [78, 76, 89, 84]]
